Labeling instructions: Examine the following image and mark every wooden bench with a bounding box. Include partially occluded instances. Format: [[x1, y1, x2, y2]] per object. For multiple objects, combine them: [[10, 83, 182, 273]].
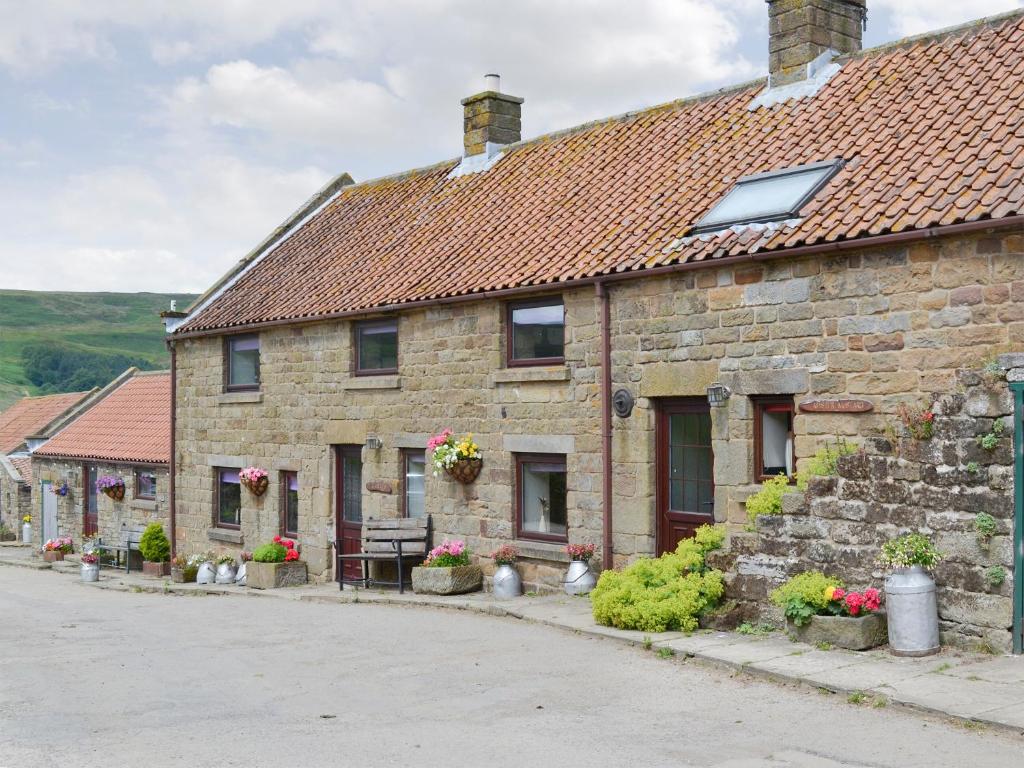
[[335, 516, 432, 594], [94, 523, 146, 574]]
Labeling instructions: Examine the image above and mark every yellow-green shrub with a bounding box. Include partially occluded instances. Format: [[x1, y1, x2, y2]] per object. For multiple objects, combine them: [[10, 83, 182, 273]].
[[796, 441, 858, 490], [591, 524, 726, 632], [770, 571, 843, 626], [745, 474, 790, 527]]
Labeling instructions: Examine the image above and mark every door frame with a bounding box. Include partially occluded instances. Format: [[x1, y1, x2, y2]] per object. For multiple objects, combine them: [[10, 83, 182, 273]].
[[655, 397, 715, 556], [332, 444, 364, 583], [1010, 383, 1024, 654]]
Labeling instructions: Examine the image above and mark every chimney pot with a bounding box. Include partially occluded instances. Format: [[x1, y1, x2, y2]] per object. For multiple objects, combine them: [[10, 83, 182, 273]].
[[484, 73, 501, 92], [766, 0, 866, 87], [460, 75, 524, 158]]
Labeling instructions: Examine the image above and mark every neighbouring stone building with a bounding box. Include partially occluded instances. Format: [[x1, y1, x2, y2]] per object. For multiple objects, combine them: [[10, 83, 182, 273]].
[[0, 391, 92, 536], [30, 369, 171, 550], [167, 3, 1024, 652]]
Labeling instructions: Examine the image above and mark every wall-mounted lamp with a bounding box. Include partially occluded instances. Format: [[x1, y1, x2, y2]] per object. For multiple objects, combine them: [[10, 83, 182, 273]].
[[365, 436, 383, 450], [706, 382, 732, 407]]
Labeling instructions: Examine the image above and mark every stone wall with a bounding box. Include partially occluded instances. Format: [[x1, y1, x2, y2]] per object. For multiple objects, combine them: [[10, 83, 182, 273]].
[[726, 368, 1016, 652], [173, 226, 1024, 589], [0, 462, 31, 534], [30, 458, 170, 548]]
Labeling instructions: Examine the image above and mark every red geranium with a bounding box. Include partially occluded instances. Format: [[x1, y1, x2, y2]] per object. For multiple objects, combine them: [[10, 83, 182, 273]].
[[284, 549, 299, 562]]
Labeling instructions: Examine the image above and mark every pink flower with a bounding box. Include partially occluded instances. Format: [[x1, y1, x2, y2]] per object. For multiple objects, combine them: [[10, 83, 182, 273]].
[[844, 592, 865, 616], [831, 587, 846, 602]]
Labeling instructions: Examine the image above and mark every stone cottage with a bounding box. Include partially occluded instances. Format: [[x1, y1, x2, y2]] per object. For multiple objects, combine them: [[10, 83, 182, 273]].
[[0, 391, 92, 537], [166, 3, 1024, 650], [30, 369, 171, 549]]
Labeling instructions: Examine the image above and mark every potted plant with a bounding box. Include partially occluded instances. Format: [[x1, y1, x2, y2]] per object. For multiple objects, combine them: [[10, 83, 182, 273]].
[[236, 551, 252, 586], [878, 533, 942, 656], [239, 466, 269, 496], [428, 429, 482, 484], [489, 544, 522, 599], [195, 552, 217, 584], [138, 522, 171, 577], [42, 536, 73, 562], [412, 539, 482, 595], [563, 543, 597, 596], [22, 515, 31, 544], [51, 480, 69, 498], [170, 553, 199, 583], [247, 536, 307, 589], [80, 552, 100, 582], [215, 553, 238, 584], [770, 571, 886, 650], [96, 474, 125, 501]]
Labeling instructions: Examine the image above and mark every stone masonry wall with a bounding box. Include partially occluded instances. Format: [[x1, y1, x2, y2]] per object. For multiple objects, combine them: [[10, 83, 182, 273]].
[[173, 227, 1024, 590], [727, 368, 1016, 652], [0, 464, 31, 534]]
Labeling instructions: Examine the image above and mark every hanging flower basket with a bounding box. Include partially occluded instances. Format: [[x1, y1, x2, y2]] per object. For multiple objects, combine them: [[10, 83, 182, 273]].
[[428, 429, 482, 484], [239, 466, 269, 496], [96, 475, 125, 501]]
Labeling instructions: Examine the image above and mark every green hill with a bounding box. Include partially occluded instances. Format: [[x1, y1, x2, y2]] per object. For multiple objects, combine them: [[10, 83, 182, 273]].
[[0, 290, 198, 410]]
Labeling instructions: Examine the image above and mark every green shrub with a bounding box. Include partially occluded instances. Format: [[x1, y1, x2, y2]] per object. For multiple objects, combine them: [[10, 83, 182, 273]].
[[252, 542, 287, 563], [138, 523, 170, 563], [590, 524, 726, 633], [770, 571, 843, 627], [878, 533, 942, 570], [796, 441, 858, 490], [746, 474, 791, 527]]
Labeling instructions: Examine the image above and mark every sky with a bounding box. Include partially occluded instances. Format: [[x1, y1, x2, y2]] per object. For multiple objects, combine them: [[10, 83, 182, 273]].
[[1, 0, 1021, 295]]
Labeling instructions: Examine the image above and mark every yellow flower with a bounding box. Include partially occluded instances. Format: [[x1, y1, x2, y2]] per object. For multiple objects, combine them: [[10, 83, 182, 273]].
[[824, 586, 836, 601]]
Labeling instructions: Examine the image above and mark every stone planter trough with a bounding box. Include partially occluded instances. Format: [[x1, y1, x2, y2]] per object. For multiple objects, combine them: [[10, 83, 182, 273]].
[[247, 560, 308, 589], [412, 564, 482, 595], [786, 613, 887, 651], [142, 561, 171, 578]]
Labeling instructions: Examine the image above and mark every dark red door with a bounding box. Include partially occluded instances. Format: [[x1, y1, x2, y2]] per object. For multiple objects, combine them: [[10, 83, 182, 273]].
[[84, 464, 99, 536], [334, 445, 363, 582], [657, 399, 715, 555]]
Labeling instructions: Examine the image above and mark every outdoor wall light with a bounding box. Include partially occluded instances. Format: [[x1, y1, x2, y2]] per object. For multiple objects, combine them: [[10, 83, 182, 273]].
[[365, 436, 383, 450], [706, 383, 732, 407]]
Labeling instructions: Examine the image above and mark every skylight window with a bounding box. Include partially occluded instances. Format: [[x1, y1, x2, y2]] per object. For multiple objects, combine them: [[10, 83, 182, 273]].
[[692, 160, 841, 234]]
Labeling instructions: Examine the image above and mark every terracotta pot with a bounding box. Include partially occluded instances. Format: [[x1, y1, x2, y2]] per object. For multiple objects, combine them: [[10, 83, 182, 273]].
[[102, 485, 125, 502], [444, 458, 482, 484], [142, 560, 171, 578], [242, 476, 269, 496], [42, 550, 65, 563]]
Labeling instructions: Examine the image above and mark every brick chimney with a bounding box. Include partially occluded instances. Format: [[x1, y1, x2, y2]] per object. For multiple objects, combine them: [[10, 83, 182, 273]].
[[767, 0, 867, 87], [461, 74, 523, 158]]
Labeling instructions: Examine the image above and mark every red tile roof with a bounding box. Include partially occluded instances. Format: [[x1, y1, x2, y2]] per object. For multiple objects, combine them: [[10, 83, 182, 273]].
[[0, 392, 90, 454], [33, 373, 170, 464], [9, 456, 32, 484], [179, 13, 1024, 334]]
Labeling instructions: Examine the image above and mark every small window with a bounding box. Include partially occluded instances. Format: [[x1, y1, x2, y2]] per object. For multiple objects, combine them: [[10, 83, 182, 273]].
[[753, 397, 795, 482], [135, 470, 157, 500], [215, 468, 241, 528], [516, 454, 568, 542], [226, 334, 260, 390], [693, 160, 841, 233], [355, 319, 398, 375], [402, 449, 426, 519], [508, 298, 565, 366], [281, 471, 299, 537]]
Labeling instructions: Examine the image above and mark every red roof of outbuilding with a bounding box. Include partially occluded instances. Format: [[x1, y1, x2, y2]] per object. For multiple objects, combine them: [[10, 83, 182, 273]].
[[9, 456, 32, 483], [178, 12, 1024, 334], [0, 392, 90, 454], [33, 373, 170, 465]]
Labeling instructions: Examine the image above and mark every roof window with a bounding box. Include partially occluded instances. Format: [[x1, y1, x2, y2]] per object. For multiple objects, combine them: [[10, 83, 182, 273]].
[[692, 160, 841, 233]]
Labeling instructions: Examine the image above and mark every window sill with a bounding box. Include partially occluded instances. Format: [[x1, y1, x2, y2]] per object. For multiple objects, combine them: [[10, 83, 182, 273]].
[[130, 499, 157, 512], [217, 392, 263, 405], [514, 540, 571, 563], [490, 367, 570, 386], [341, 375, 401, 391], [207, 528, 244, 545]]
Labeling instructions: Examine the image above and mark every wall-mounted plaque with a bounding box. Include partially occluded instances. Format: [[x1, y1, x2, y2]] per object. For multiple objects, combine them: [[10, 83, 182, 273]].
[[365, 480, 394, 494], [798, 398, 873, 414]]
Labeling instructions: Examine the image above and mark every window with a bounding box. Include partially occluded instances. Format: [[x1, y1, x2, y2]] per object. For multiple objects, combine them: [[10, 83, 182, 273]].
[[225, 334, 260, 390], [355, 319, 398, 375], [693, 160, 841, 233], [515, 454, 568, 542], [215, 468, 241, 528], [135, 470, 157, 500], [402, 449, 426, 518], [507, 298, 565, 366], [281, 471, 299, 536], [753, 397, 795, 482]]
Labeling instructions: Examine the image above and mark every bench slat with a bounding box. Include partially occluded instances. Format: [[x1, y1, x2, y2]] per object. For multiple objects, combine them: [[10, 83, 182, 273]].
[[337, 552, 425, 561], [363, 517, 429, 531], [363, 541, 426, 554], [363, 529, 427, 541]]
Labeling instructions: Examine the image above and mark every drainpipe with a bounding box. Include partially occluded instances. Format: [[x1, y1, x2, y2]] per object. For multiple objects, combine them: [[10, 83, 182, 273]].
[[596, 281, 613, 571], [168, 340, 177, 559]]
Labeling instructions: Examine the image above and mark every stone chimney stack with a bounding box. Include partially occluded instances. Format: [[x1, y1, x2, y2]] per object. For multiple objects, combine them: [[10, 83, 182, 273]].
[[461, 74, 523, 158], [767, 0, 867, 86]]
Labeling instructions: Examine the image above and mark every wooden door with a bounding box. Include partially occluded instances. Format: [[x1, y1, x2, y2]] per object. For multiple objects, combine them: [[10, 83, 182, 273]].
[[83, 465, 98, 536], [333, 445, 363, 582], [657, 399, 715, 555]]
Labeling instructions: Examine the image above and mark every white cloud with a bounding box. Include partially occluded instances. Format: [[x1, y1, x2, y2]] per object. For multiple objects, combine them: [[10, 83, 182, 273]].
[[872, 0, 1022, 36]]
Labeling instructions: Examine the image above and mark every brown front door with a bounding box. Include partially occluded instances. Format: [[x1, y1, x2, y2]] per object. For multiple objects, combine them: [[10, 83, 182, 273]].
[[333, 445, 363, 582], [84, 464, 99, 536], [657, 399, 715, 555]]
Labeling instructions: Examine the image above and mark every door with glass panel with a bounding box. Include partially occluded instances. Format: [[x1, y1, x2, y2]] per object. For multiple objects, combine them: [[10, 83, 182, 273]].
[[402, 449, 426, 518], [657, 399, 715, 555], [84, 464, 99, 536], [333, 445, 363, 582]]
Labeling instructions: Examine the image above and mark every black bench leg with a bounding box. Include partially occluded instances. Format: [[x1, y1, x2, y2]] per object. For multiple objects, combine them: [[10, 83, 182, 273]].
[[396, 540, 404, 594]]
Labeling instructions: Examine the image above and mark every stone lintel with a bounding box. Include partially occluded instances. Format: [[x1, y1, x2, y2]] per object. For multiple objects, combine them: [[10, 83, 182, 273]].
[[502, 434, 575, 455], [207, 528, 244, 545]]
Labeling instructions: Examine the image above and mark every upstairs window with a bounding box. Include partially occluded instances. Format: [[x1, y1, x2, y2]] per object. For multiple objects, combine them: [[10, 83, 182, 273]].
[[135, 470, 157, 500], [753, 397, 795, 482], [355, 319, 399, 375], [693, 160, 841, 234], [507, 298, 565, 366], [281, 471, 299, 537], [226, 334, 260, 391]]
